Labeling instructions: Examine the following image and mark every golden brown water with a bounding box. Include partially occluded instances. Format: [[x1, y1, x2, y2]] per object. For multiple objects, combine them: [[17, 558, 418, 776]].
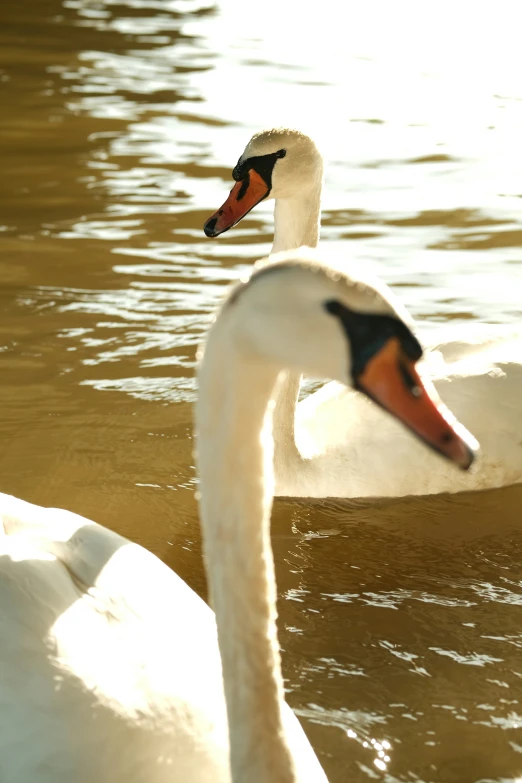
[[1, 1, 522, 780]]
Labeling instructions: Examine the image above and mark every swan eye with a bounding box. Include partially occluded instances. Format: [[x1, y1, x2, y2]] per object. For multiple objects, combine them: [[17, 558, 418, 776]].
[[232, 150, 284, 191]]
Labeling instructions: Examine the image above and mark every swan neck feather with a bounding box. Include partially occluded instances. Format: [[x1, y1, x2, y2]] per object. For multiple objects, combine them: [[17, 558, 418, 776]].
[[272, 189, 321, 254], [270, 180, 322, 475], [196, 321, 297, 783]]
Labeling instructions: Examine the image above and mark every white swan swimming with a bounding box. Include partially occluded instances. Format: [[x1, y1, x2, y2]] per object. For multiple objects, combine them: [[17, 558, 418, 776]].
[[204, 128, 522, 497], [0, 249, 477, 783]]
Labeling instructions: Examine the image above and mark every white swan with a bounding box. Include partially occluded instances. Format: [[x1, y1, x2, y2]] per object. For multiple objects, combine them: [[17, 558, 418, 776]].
[[0, 249, 477, 783], [204, 128, 522, 497]]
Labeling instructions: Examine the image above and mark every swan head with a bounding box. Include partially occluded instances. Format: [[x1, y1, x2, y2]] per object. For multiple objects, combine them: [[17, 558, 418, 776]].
[[219, 248, 478, 469], [204, 128, 322, 237]]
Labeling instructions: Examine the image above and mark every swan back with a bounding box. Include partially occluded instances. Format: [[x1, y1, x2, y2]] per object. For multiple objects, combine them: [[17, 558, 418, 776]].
[[0, 494, 230, 783]]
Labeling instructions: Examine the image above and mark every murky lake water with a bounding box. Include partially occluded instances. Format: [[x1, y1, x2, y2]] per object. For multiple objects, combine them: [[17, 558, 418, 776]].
[[1, 1, 522, 780]]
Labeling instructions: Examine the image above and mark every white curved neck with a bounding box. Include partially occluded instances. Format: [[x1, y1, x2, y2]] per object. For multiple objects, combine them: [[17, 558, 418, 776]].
[[271, 190, 321, 254], [196, 322, 297, 783], [270, 186, 322, 471]]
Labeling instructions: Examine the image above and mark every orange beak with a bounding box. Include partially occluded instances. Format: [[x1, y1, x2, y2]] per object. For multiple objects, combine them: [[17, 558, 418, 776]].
[[204, 170, 270, 237], [357, 338, 478, 469]]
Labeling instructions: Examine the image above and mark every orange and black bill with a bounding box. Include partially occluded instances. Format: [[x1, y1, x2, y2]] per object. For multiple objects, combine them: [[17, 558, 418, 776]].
[[204, 169, 270, 237], [356, 338, 478, 469]]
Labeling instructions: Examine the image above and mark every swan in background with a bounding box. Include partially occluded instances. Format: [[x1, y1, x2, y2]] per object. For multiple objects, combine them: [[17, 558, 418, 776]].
[[204, 127, 522, 497], [0, 249, 477, 783]]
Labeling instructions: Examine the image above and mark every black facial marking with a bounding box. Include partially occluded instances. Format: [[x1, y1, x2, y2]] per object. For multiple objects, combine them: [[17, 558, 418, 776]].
[[232, 149, 286, 194], [236, 172, 250, 201], [398, 358, 421, 397], [324, 299, 423, 381]]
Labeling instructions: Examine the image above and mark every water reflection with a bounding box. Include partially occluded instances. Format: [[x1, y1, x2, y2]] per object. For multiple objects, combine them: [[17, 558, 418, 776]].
[[1, 0, 522, 780], [273, 490, 522, 781]]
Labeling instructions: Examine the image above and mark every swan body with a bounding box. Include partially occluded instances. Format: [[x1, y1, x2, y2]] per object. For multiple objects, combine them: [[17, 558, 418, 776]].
[[204, 128, 522, 497], [0, 249, 477, 782], [0, 494, 322, 783], [287, 339, 522, 497]]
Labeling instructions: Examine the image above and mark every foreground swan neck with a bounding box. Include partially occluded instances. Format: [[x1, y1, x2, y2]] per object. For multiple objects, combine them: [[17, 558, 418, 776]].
[[196, 329, 297, 783], [271, 188, 321, 254]]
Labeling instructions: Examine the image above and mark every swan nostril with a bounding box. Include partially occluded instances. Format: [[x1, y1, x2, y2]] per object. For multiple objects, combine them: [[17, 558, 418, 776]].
[[441, 431, 454, 443], [218, 209, 223, 216], [204, 217, 218, 237]]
